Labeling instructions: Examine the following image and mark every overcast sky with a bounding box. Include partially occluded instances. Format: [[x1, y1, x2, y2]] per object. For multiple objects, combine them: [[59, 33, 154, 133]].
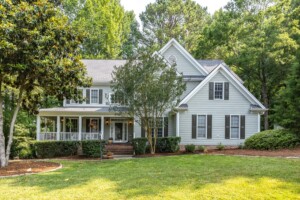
[[120, 0, 230, 22]]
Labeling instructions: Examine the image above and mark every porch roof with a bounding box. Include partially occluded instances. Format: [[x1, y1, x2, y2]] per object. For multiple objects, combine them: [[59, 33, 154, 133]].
[[39, 106, 128, 116]]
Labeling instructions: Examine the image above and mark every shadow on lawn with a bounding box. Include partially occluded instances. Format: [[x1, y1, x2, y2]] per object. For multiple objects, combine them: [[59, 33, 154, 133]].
[[7, 155, 300, 198]]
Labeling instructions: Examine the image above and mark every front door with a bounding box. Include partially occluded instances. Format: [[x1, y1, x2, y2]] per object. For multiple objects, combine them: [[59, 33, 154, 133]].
[[113, 122, 128, 142]]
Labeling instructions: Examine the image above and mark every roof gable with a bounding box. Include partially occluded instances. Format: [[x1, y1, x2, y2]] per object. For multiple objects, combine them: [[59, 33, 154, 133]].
[[179, 64, 266, 109], [159, 39, 208, 75]]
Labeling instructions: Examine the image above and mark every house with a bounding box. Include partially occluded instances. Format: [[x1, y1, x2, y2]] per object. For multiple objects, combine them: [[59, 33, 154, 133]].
[[37, 39, 267, 146]]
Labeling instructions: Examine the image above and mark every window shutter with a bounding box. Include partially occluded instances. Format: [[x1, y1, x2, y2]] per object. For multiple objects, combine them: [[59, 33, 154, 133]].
[[209, 82, 214, 100], [224, 82, 229, 100], [86, 89, 90, 104], [225, 115, 230, 139], [240, 115, 245, 139], [99, 90, 103, 104], [164, 117, 168, 137], [192, 115, 197, 139], [207, 115, 212, 139], [86, 118, 90, 133], [141, 119, 145, 138]]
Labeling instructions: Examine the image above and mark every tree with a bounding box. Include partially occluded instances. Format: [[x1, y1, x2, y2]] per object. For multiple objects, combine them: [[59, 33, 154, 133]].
[[111, 51, 186, 154], [273, 59, 300, 132], [194, 0, 298, 130], [62, 0, 132, 59], [140, 0, 210, 52], [0, 0, 91, 167]]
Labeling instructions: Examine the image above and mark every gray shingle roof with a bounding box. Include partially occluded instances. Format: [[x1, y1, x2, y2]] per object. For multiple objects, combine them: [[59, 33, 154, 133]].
[[81, 59, 127, 84]]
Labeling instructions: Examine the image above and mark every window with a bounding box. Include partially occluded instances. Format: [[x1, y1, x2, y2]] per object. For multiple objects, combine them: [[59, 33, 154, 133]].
[[110, 92, 126, 105], [197, 115, 206, 138], [70, 89, 83, 104], [214, 82, 223, 99], [66, 118, 78, 132], [91, 89, 98, 103], [230, 115, 239, 139], [149, 118, 163, 138]]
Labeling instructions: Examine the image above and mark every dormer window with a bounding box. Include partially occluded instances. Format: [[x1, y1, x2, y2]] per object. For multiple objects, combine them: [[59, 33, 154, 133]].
[[209, 82, 229, 100]]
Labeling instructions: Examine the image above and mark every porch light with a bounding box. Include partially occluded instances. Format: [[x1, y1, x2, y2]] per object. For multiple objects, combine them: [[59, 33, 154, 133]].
[[105, 119, 109, 125], [128, 120, 133, 126]]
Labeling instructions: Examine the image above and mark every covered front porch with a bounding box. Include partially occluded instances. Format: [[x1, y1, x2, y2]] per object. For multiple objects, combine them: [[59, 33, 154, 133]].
[[37, 108, 134, 143]]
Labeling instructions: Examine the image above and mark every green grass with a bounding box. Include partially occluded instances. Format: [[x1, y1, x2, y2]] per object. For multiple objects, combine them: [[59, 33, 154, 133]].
[[0, 155, 299, 200]]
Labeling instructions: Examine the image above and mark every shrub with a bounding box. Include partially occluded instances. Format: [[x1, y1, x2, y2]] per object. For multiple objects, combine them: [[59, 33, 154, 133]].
[[216, 143, 225, 150], [244, 129, 300, 150], [156, 137, 181, 153], [185, 144, 195, 153], [35, 141, 79, 158], [198, 145, 205, 152], [81, 140, 106, 157], [11, 137, 35, 159], [132, 138, 148, 155]]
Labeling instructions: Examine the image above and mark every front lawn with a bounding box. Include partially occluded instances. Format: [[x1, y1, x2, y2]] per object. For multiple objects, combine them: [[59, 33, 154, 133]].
[[0, 155, 299, 199]]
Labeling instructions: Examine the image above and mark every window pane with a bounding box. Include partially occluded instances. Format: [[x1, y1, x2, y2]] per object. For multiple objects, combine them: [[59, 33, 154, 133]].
[[91, 90, 98, 103], [197, 115, 206, 138], [215, 83, 223, 99], [231, 115, 239, 138]]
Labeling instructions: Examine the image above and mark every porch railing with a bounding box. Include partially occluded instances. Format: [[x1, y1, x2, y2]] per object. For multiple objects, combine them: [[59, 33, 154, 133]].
[[38, 132, 102, 141], [39, 132, 56, 141]]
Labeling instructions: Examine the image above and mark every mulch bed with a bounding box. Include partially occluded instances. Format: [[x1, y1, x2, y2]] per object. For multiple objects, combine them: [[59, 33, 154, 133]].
[[207, 147, 300, 157], [0, 161, 61, 177]]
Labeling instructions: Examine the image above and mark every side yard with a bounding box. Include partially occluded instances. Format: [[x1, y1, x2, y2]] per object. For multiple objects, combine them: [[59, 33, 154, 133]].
[[0, 155, 299, 200]]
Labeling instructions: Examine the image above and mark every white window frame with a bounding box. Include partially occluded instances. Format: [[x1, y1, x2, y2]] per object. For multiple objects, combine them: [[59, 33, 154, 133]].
[[65, 88, 104, 106], [90, 89, 99, 104], [214, 82, 224, 100], [149, 117, 166, 138], [197, 115, 207, 139], [230, 115, 240, 139]]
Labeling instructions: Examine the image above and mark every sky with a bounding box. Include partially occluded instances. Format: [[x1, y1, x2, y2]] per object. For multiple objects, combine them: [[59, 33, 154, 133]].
[[120, 0, 230, 22]]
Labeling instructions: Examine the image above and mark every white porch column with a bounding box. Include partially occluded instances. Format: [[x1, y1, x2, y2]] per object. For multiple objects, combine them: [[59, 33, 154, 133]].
[[257, 114, 261, 133], [176, 112, 180, 137], [79, 116, 82, 140], [36, 115, 41, 141], [101, 116, 104, 140], [133, 119, 135, 138], [56, 116, 60, 141]]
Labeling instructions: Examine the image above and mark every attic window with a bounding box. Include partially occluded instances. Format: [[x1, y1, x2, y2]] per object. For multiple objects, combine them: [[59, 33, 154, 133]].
[[168, 55, 177, 65]]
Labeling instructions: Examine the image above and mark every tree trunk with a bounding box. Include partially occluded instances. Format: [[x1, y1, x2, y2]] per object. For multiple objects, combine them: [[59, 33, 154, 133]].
[[5, 89, 23, 165], [261, 76, 269, 130], [0, 91, 6, 167]]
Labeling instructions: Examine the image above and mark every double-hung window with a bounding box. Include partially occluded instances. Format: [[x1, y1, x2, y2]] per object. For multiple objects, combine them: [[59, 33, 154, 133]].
[[197, 115, 206, 138], [214, 82, 223, 99], [91, 89, 99, 104], [230, 115, 239, 139]]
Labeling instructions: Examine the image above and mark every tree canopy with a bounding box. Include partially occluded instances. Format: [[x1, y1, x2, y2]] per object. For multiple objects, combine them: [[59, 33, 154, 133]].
[[140, 0, 210, 52], [0, 0, 91, 167]]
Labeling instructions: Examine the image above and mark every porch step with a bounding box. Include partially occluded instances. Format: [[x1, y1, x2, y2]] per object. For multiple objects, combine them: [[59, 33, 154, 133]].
[[105, 144, 133, 155]]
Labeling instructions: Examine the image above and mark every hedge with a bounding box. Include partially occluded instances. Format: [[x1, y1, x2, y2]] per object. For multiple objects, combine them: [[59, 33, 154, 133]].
[[244, 129, 300, 150], [132, 138, 148, 155], [35, 141, 79, 158], [185, 144, 196, 153], [81, 140, 106, 157], [156, 137, 181, 153], [11, 137, 35, 159], [133, 137, 181, 155]]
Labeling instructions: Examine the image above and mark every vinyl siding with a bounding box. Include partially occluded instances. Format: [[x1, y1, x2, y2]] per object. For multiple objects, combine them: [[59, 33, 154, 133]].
[[181, 81, 200, 99], [162, 45, 204, 76], [179, 71, 259, 145]]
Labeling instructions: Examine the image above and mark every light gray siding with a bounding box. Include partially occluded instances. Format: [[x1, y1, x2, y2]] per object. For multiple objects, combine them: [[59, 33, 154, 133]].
[[162, 45, 204, 76], [179, 71, 259, 145], [181, 81, 200, 99]]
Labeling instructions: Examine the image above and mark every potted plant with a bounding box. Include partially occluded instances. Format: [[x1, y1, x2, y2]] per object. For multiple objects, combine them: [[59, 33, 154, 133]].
[[108, 137, 113, 144], [106, 151, 114, 159]]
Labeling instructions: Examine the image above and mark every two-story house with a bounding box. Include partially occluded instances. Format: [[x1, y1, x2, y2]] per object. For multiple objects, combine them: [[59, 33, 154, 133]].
[[37, 39, 267, 146]]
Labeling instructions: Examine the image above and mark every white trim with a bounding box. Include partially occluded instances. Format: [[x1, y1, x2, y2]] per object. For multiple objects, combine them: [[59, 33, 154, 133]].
[[56, 116, 60, 141], [179, 64, 266, 109], [152, 51, 181, 76], [176, 112, 180, 137], [112, 121, 128, 143], [257, 114, 261, 133], [78, 116, 82, 140], [101, 116, 104, 139], [213, 81, 225, 100], [158, 38, 208, 75]]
